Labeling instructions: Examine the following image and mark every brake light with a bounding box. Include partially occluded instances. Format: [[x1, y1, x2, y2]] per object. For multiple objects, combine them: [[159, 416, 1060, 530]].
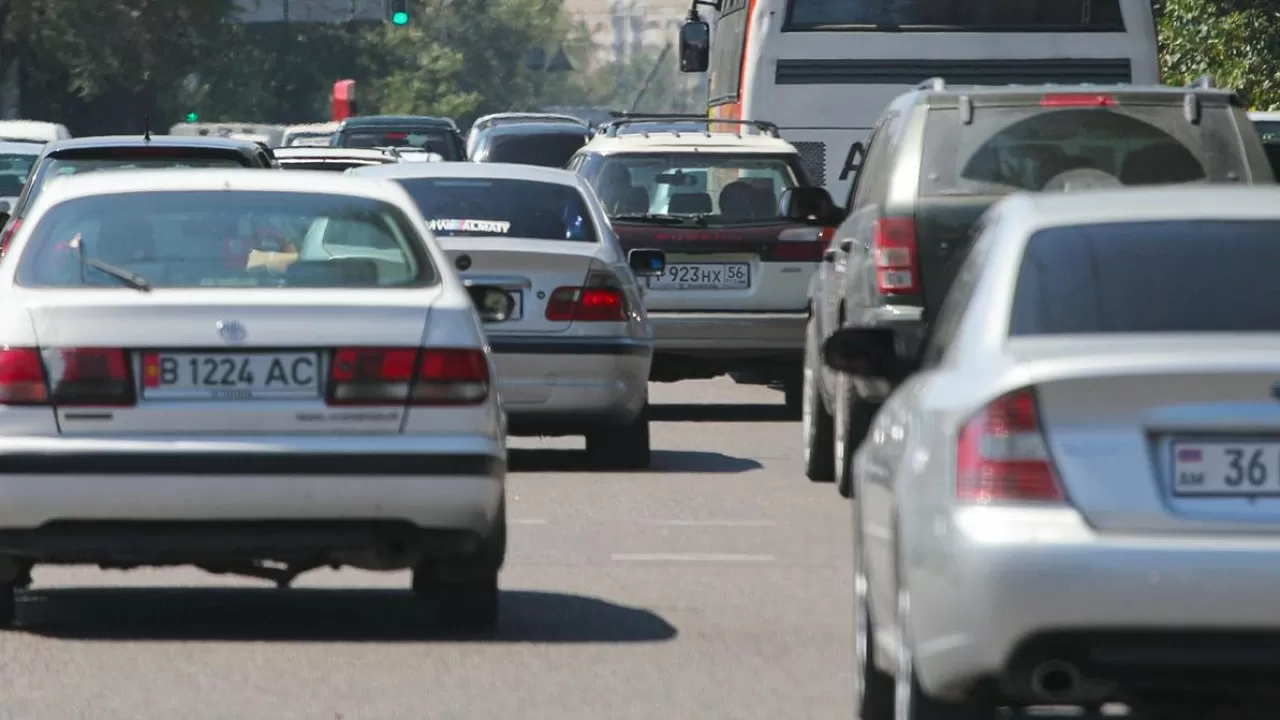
[[0, 348, 48, 404], [956, 388, 1065, 503], [769, 226, 832, 262], [546, 270, 629, 322], [0, 218, 22, 256], [327, 347, 488, 406], [872, 217, 919, 294], [43, 348, 134, 406], [1039, 94, 1115, 108], [384, 132, 408, 140]]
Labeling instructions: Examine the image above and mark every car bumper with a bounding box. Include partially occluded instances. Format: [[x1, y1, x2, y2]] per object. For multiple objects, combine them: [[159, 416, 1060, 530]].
[[909, 506, 1280, 700], [490, 335, 650, 429], [0, 435, 504, 543], [650, 311, 807, 353]]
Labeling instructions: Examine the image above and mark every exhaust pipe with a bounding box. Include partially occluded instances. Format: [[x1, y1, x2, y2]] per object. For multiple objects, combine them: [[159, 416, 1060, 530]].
[[1029, 660, 1081, 702]]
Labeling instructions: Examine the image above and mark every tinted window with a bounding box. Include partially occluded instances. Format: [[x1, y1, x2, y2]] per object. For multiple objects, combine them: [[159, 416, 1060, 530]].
[[1255, 121, 1280, 142], [394, 177, 597, 242], [1265, 141, 1280, 178], [29, 155, 248, 210], [18, 191, 433, 289], [590, 153, 799, 224], [1010, 220, 1280, 335], [786, 0, 1122, 28], [920, 105, 1245, 197], [338, 129, 456, 157], [708, 0, 749, 104], [280, 160, 388, 172], [482, 133, 588, 167]]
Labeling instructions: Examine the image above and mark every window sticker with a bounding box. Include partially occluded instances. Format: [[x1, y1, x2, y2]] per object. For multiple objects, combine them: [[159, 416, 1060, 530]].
[[427, 218, 512, 233]]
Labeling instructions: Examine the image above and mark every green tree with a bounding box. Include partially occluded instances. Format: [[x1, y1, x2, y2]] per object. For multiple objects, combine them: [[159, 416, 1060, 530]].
[[1158, 0, 1280, 109]]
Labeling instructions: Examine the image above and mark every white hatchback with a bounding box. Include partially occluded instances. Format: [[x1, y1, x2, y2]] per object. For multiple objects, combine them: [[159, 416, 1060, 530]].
[[0, 168, 507, 632]]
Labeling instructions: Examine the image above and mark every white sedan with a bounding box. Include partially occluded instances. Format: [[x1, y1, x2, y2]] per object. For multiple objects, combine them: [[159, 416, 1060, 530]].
[[350, 162, 665, 469], [0, 168, 507, 632]]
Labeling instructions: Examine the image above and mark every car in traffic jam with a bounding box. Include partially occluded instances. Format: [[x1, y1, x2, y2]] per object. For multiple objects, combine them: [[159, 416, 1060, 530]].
[[5, 67, 1280, 720]]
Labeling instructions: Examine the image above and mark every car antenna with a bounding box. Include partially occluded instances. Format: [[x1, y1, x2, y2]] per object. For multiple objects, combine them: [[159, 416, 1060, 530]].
[[143, 114, 151, 142]]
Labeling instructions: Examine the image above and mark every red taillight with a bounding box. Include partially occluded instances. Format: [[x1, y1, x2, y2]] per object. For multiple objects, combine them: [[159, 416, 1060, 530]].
[[384, 132, 408, 140], [327, 347, 488, 406], [956, 388, 1065, 504], [0, 218, 23, 256], [1039, 94, 1115, 107], [871, 217, 919, 294], [546, 270, 629, 322], [769, 226, 832, 262], [0, 348, 48, 404], [44, 348, 134, 406]]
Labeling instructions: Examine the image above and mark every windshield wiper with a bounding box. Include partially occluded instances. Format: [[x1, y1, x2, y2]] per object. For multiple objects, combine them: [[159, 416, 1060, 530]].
[[612, 213, 708, 227], [85, 258, 152, 292]]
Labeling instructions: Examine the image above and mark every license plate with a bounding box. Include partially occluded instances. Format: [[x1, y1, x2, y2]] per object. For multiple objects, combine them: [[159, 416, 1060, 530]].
[[646, 263, 750, 290], [1172, 442, 1280, 496], [140, 352, 321, 400]]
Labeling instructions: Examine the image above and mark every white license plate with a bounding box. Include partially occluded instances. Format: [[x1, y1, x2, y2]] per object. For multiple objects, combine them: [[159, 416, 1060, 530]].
[[1172, 442, 1280, 496], [646, 263, 750, 290], [140, 352, 321, 400]]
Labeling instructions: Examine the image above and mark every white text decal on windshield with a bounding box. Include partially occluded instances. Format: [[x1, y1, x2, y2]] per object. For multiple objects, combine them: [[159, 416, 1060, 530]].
[[427, 218, 512, 233]]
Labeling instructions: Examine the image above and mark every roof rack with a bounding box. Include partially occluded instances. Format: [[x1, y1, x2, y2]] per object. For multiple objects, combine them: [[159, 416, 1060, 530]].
[[597, 117, 781, 138], [917, 77, 947, 91], [471, 112, 588, 132], [1189, 75, 1216, 89]]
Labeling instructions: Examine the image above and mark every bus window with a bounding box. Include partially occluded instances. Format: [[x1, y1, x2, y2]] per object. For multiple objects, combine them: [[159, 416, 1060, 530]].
[[785, 0, 1123, 29]]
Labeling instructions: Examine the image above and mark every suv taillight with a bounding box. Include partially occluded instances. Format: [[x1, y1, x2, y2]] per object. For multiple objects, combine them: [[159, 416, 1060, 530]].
[[956, 388, 1065, 503], [0, 347, 135, 407], [327, 347, 488, 406], [871, 217, 919, 294], [545, 270, 629, 322]]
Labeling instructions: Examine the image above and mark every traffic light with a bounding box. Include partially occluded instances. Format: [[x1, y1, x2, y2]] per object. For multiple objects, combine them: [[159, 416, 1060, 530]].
[[185, 112, 199, 123], [389, 0, 409, 25]]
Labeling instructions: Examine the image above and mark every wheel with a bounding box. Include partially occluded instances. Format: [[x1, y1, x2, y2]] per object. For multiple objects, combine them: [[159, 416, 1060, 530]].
[[837, 393, 878, 499], [416, 572, 500, 633], [783, 375, 803, 419], [585, 403, 651, 469], [855, 543, 894, 719], [895, 590, 989, 720], [803, 317, 836, 482], [0, 582, 16, 629]]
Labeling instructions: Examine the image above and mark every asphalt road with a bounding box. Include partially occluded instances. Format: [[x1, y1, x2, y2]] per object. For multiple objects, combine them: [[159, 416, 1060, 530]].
[[0, 378, 856, 720]]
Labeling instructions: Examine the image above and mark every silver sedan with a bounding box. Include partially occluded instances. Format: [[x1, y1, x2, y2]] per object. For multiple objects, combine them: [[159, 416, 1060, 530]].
[[827, 186, 1280, 720]]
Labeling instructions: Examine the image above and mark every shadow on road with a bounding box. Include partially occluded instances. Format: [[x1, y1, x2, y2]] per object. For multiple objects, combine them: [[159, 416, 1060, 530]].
[[650, 403, 797, 423], [13, 588, 678, 643], [508, 449, 762, 474]]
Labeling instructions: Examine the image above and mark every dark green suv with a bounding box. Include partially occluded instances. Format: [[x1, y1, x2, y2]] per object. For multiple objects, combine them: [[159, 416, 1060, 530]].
[[794, 76, 1274, 496]]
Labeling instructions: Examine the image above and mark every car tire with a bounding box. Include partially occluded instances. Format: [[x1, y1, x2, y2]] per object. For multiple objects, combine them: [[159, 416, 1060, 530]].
[[586, 403, 651, 470], [0, 583, 15, 629], [413, 501, 505, 634], [803, 317, 836, 483], [896, 590, 988, 720], [837, 397, 877, 499], [855, 549, 894, 720], [783, 375, 803, 419]]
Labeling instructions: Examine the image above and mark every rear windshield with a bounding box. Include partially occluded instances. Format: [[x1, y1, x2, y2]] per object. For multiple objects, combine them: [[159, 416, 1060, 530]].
[[17, 191, 434, 289], [1010, 220, 1280, 335], [920, 105, 1248, 197], [482, 133, 588, 167], [393, 177, 596, 242], [336, 129, 459, 159], [1254, 120, 1280, 141], [279, 160, 388, 172], [28, 154, 250, 208], [587, 153, 800, 225]]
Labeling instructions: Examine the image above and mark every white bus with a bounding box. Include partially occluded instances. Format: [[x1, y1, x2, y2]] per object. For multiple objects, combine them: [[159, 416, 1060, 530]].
[[678, 0, 1160, 202]]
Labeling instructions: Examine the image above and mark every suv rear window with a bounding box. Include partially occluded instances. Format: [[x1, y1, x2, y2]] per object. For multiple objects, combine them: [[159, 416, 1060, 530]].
[[392, 177, 597, 242], [1254, 120, 1280, 141], [481, 133, 588, 167], [920, 102, 1248, 196], [337, 129, 461, 160], [18, 191, 434, 289], [1010, 220, 1280, 335], [21, 153, 250, 215]]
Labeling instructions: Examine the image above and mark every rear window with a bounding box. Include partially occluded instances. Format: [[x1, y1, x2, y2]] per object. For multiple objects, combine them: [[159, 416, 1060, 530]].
[[482, 133, 588, 167], [1254, 120, 1280, 141], [337, 129, 459, 159], [393, 177, 597, 242], [920, 104, 1248, 197], [279, 160, 388, 172], [786, 0, 1123, 29], [17, 191, 434, 289], [1010, 220, 1280, 335], [1265, 141, 1280, 177]]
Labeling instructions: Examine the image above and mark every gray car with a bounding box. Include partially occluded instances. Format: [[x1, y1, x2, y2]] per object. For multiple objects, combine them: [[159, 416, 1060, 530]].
[[825, 185, 1280, 720]]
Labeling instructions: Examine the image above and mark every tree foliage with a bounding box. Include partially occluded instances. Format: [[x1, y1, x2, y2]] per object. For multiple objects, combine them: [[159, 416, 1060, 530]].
[[1158, 0, 1280, 110]]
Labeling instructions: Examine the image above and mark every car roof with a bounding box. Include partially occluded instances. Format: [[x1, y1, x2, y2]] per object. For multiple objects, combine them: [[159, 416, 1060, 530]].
[[471, 113, 588, 131], [1249, 111, 1280, 122], [42, 135, 265, 153], [582, 129, 798, 155], [337, 115, 458, 131], [34, 168, 403, 205], [1002, 186, 1280, 232], [906, 80, 1243, 108], [273, 147, 395, 160], [350, 160, 585, 187], [0, 141, 43, 155]]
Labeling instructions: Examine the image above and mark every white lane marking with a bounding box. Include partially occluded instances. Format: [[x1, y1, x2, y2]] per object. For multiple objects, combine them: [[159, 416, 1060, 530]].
[[512, 518, 549, 525], [642, 519, 777, 528], [610, 553, 775, 563]]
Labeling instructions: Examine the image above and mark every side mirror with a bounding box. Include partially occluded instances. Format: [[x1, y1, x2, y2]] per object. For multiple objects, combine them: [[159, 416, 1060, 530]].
[[466, 284, 518, 323], [628, 248, 666, 277], [822, 327, 903, 402], [679, 21, 710, 73], [779, 186, 841, 226]]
